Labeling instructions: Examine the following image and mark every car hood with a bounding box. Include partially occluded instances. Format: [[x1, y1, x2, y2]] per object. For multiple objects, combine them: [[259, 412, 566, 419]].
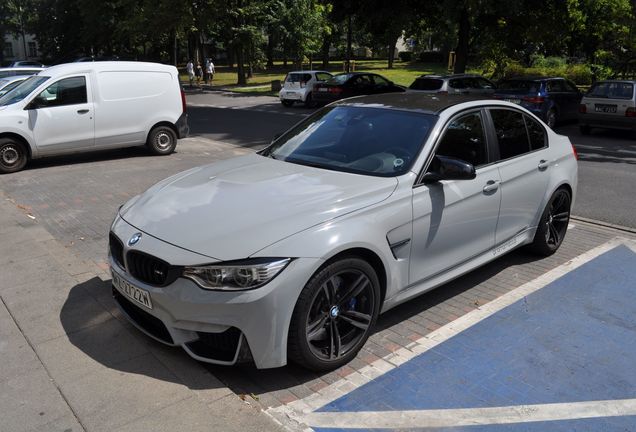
[[120, 153, 398, 261]]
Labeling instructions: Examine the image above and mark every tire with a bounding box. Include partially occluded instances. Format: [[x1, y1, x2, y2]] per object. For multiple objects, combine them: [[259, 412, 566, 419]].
[[528, 188, 571, 256], [0, 138, 28, 174], [579, 125, 590, 135], [147, 126, 177, 155], [288, 257, 381, 371], [546, 108, 557, 129], [281, 100, 294, 107], [304, 92, 314, 108]]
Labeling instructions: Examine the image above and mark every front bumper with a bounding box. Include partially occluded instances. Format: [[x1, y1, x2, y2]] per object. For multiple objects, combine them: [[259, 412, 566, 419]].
[[109, 215, 321, 369]]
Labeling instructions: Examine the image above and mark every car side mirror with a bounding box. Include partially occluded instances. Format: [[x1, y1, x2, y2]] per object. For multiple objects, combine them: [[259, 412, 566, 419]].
[[423, 155, 476, 183]]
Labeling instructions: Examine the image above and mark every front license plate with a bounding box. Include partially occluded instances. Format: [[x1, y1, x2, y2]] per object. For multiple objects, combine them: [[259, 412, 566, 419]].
[[595, 104, 617, 113], [112, 270, 153, 309]]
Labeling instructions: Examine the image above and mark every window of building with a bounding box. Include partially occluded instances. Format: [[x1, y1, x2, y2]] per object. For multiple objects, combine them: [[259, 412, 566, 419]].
[[28, 42, 37, 58], [4, 43, 14, 58]]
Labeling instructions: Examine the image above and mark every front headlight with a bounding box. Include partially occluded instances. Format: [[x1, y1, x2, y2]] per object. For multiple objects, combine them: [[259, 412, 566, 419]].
[[183, 258, 291, 291]]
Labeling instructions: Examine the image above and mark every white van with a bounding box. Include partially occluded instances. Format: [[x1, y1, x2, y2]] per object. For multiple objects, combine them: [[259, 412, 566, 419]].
[[0, 61, 188, 173]]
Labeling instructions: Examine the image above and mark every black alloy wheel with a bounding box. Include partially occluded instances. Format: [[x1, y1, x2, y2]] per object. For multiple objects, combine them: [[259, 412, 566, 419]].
[[529, 188, 571, 256], [288, 258, 380, 371]]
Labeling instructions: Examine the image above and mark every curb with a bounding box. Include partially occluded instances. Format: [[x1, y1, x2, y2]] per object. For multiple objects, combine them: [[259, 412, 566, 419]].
[[571, 216, 636, 235]]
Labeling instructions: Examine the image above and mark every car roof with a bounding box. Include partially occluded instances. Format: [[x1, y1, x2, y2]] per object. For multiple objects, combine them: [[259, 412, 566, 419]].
[[593, 79, 636, 84], [0, 67, 45, 72], [502, 76, 565, 82], [333, 92, 501, 114], [287, 70, 331, 74], [416, 73, 485, 79]]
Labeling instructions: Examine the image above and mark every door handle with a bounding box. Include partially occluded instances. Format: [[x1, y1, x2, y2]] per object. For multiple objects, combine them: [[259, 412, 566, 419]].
[[538, 159, 550, 171], [77, 109, 89, 114], [483, 180, 500, 193]]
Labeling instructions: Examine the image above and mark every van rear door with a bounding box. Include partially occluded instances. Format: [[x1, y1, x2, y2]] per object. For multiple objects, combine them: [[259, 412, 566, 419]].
[[29, 75, 95, 153]]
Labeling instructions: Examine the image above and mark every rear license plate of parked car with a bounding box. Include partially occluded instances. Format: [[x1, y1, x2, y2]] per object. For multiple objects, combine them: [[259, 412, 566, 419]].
[[112, 269, 153, 309], [504, 98, 521, 104], [595, 104, 617, 113], [319, 88, 328, 92]]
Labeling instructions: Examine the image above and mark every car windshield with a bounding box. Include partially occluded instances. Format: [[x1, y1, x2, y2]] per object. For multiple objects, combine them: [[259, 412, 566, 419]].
[[587, 82, 634, 99], [498, 80, 540, 93], [326, 74, 353, 85], [0, 76, 49, 106], [261, 106, 436, 177], [0, 80, 25, 96]]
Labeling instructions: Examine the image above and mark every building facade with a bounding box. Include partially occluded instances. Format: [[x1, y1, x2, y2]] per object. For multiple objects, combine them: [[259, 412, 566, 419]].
[[3, 34, 41, 64]]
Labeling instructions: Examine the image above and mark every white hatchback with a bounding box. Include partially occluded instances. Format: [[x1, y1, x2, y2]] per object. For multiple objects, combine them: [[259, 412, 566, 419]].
[[279, 70, 333, 107]]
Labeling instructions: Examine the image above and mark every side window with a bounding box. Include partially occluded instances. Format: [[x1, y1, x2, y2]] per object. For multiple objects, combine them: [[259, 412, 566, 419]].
[[372, 75, 390, 87], [315, 73, 331, 82], [436, 112, 488, 167], [476, 78, 495, 89], [35, 77, 87, 108], [449, 78, 467, 89], [547, 80, 566, 93], [564, 80, 579, 93], [490, 109, 531, 160], [525, 115, 547, 150]]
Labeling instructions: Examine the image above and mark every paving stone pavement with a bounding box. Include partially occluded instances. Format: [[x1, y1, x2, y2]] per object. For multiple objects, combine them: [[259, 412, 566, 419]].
[[1, 135, 634, 431]]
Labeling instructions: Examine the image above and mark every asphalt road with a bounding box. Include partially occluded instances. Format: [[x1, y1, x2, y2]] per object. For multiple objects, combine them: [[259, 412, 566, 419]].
[[186, 90, 636, 228]]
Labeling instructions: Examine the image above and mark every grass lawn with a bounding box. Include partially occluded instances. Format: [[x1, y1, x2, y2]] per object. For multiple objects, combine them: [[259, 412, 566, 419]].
[[180, 60, 455, 91]]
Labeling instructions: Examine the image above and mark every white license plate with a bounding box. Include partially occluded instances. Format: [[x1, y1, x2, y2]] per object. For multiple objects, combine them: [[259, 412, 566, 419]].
[[318, 88, 328, 92], [112, 269, 153, 309], [595, 105, 617, 113], [504, 98, 521, 104]]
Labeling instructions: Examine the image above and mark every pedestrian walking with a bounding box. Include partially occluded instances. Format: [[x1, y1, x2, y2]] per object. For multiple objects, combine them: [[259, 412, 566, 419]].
[[206, 59, 215, 84], [186, 60, 195, 87], [195, 63, 203, 86]]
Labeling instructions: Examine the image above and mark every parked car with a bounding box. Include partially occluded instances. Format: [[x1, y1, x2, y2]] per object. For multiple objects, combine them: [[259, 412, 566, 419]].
[[8, 61, 46, 68], [312, 72, 405, 105], [109, 93, 577, 371], [494, 77, 581, 128], [0, 67, 45, 79], [279, 70, 333, 107], [0, 75, 29, 97], [578, 80, 636, 135], [408, 73, 496, 95], [0, 61, 188, 174]]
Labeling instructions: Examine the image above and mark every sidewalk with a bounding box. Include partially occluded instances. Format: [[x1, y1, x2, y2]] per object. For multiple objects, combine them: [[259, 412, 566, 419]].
[[0, 195, 282, 432]]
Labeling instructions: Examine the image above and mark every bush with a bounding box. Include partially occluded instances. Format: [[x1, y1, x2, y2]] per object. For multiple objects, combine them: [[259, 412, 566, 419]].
[[500, 60, 604, 85], [398, 51, 412, 62]]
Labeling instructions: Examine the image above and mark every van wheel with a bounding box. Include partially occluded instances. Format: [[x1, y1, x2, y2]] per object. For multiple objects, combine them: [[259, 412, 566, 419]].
[[0, 138, 28, 174], [147, 126, 177, 155]]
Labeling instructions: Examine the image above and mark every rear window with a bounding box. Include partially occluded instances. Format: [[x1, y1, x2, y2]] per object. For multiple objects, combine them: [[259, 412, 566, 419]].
[[409, 78, 443, 91], [498, 80, 540, 93], [327, 74, 353, 85], [587, 82, 634, 99], [286, 73, 312, 83]]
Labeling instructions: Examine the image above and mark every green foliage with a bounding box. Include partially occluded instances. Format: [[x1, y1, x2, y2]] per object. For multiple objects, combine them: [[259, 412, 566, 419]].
[[398, 52, 412, 62]]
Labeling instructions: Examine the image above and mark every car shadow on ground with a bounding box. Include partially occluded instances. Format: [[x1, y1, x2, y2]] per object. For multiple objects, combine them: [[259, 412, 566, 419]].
[[24, 146, 161, 171], [59, 277, 229, 392], [59, 247, 546, 399]]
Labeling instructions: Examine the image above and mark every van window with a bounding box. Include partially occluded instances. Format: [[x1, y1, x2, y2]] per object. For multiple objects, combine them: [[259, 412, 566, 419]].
[[98, 71, 171, 101], [35, 76, 87, 107]]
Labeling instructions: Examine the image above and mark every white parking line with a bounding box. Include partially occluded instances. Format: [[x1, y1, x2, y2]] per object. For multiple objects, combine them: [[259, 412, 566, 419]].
[[303, 399, 636, 429], [267, 237, 635, 431]]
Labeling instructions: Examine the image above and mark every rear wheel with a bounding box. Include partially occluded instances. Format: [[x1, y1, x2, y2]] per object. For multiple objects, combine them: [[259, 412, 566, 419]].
[[304, 92, 314, 108], [147, 126, 177, 155], [528, 188, 571, 256], [288, 257, 380, 371], [0, 138, 28, 174], [281, 100, 294, 107]]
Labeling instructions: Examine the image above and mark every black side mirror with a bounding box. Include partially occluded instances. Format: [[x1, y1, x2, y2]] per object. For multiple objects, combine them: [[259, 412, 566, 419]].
[[423, 155, 476, 183]]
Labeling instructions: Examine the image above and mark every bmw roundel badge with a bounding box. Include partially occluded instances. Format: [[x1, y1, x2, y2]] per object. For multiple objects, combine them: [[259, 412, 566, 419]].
[[128, 232, 142, 246]]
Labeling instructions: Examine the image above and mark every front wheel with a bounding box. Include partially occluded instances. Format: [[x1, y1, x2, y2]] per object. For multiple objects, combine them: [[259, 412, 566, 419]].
[[147, 126, 177, 155], [528, 188, 571, 256], [0, 138, 28, 174], [288, 257, 380, 371]]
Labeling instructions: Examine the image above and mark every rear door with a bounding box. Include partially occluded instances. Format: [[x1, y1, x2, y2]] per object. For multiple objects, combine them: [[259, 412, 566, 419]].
[[29, 75, 95, 154], [487, 108, 550, 245]]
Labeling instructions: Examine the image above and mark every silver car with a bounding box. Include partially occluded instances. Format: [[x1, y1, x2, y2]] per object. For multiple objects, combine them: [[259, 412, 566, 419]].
[[578, 80, 636, 134], [279, 70, 333, 107], [109, 94, 578, 371], [408, 73, 496, 95]]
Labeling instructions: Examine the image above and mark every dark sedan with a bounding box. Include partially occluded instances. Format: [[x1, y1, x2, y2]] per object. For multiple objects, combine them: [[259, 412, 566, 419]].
[[313, 72, 405, 105], [494, 77, 581, 128]]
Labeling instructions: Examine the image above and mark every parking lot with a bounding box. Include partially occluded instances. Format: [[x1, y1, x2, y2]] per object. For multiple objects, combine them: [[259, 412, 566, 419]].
[[1, 92, 636, 431]]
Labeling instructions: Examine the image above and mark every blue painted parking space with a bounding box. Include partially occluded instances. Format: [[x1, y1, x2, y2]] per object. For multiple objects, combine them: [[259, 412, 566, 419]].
[[307, 243, 636, 431]]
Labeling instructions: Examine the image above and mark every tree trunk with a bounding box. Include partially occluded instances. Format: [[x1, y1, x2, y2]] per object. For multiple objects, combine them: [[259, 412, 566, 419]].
[[321, 36, 330, 68], [236, 46, 247, 85], [453, 5, 470, 74], [387, 39, 396, 69], [345, 14, 353, 73], [266, 31, 274, 68]]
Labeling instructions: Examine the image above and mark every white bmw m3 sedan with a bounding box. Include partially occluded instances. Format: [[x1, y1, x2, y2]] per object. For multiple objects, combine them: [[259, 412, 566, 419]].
[[109, 93, 578, 371]]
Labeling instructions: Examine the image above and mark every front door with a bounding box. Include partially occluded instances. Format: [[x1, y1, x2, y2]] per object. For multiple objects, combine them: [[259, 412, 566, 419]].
[[29, 75, 94, 154], [410, 110, 501, 284]]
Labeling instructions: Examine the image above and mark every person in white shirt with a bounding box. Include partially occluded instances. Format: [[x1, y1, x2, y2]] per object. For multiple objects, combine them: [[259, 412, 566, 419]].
[[206, 60, 215, 84], [186, 60, 195, 87]]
